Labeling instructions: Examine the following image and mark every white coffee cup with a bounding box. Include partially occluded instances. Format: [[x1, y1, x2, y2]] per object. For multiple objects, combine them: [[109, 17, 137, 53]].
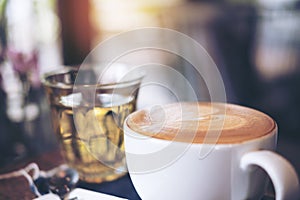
[[124, 102, 300, 200]]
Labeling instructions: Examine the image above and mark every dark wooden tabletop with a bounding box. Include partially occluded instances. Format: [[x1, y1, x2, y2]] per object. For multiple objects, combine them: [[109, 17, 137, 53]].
[[0, 150, 140, 200], [0, 150, 64, 199]]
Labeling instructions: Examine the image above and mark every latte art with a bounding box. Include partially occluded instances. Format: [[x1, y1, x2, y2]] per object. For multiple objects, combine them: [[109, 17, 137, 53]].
[[126, 102, 276, 144]]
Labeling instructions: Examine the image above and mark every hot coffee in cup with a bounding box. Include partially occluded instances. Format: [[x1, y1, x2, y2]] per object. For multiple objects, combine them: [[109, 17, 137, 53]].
[[124, 102, 300, 200], [126, 102, 275, 144]]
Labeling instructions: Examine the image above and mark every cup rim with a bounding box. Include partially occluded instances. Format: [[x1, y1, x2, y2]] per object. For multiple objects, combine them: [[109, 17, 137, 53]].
[[41, 66, 144, 89], [124, 118, 277, 147], [123, 102, 278, 147]]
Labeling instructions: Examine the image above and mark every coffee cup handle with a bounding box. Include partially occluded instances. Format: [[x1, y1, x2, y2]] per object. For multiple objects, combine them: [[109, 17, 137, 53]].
[[240, 150, 300, 200]]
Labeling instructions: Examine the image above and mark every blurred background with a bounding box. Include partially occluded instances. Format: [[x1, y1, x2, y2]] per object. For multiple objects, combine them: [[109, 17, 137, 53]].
[[0, 0, 300, 180]]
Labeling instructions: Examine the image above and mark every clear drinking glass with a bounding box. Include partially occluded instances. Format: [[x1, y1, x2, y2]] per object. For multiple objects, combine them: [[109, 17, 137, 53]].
[[42, 66, 143, 183]]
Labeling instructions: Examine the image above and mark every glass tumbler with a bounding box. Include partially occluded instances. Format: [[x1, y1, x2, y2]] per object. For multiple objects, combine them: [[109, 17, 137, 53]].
[[42, 66, 142, 183]]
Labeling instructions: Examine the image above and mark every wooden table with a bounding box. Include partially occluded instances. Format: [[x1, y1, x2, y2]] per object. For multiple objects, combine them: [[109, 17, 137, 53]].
[[0, 151, 63, 199], [0, 150, 140, 200]]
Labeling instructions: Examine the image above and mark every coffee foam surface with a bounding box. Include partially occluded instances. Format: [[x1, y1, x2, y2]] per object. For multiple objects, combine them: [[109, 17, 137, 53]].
[[126, 102, 276, 144]]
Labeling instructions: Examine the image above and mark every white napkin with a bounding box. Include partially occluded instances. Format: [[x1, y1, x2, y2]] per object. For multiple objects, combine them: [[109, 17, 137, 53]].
[[34, 188, 128, 200]]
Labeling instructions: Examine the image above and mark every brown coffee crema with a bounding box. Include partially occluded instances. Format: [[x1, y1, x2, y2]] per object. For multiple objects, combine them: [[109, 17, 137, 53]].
[[126, 102, 276, 144]]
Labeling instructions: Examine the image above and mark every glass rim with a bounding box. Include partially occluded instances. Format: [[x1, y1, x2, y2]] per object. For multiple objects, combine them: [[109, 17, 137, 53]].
[[41, 66, 144, 90]]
